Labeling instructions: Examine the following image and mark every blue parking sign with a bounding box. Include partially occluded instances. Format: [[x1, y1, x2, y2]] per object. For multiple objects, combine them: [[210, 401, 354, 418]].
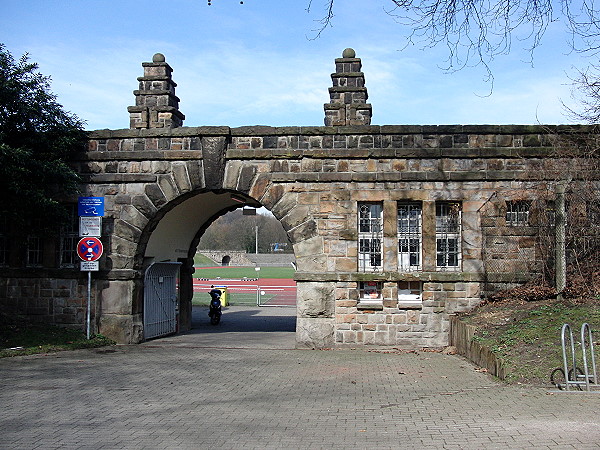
[[78, 197, 104, 217]]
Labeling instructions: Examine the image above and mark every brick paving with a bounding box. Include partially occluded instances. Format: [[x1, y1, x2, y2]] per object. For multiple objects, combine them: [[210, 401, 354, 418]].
[[1, 306, 600, 449]]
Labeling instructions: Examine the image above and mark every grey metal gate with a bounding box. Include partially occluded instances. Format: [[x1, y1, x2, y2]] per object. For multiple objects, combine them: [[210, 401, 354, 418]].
[[143, 262, 181, 340]]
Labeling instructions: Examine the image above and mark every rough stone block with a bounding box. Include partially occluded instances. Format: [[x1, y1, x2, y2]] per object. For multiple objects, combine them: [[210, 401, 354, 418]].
[[99, 313, 143, 344], [297, 282, 335, 319], [296, 317, 335, 348], [98, 280, 134, 315]]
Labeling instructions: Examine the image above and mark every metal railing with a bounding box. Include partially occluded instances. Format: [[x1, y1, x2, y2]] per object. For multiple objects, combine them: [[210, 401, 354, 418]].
[[194, 282, 296, 307]]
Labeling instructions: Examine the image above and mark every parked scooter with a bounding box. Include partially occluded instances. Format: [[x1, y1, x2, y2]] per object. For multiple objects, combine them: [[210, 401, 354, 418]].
[[208, 286, 222, 325]]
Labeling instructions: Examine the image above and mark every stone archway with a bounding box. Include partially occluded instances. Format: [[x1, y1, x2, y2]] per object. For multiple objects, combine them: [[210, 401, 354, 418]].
[[13, 49, 578, 350]]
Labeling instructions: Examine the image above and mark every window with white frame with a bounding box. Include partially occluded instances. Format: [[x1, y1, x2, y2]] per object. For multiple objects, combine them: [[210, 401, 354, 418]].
[[397, 202, 422, 271], [397, 281, 422, 307], [506, 200, 530, 226], [358, 202, 383, 272], [359, 281, 382, 303], [59, 204, 79, 268], [436, 202, 461, 269], [26, 235, 43, 267]]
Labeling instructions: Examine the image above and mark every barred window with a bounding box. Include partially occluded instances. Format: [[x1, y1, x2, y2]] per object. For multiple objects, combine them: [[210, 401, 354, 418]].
[[398, 202, 422, 271], [436, 202, 461, 269], [359, 281, 382, 303], [59, 204, 79, 268], [358, 202, 383, 272], [506, 200, 530, 226]]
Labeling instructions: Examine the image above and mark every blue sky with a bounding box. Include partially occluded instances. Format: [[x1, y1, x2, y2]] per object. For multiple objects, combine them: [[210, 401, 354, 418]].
[[1, 0, 593, 130]]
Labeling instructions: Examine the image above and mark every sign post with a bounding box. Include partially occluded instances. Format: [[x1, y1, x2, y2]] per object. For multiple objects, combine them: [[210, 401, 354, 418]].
[[78, 197, 105, 339]]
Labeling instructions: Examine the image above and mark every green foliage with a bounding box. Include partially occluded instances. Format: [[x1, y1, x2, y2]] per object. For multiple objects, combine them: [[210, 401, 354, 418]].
[[0, 43, 87, 231]]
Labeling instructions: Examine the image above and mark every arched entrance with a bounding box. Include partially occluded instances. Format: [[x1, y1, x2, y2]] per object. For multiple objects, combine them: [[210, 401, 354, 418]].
[[139, 189, 294, 339]]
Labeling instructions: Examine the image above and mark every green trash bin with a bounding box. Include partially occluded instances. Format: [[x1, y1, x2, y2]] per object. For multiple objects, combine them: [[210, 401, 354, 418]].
[[215, 286, 228, 306]]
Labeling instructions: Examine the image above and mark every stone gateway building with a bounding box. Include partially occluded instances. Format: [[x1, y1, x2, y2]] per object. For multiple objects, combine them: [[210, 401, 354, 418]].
[[1, 49, 594, 348]]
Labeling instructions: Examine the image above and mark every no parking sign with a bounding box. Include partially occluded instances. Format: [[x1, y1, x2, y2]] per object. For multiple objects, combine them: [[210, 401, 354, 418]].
[[77, 237, 104, 262]]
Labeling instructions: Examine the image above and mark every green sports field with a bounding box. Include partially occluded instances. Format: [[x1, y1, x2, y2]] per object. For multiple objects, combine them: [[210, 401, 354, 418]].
[[194, 265, 294, 279], [193, 254, 295, 279]]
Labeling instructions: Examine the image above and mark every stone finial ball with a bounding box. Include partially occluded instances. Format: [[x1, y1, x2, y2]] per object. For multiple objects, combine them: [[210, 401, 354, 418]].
[[342, 48, 356, 58], [153, 53, 166, 63]]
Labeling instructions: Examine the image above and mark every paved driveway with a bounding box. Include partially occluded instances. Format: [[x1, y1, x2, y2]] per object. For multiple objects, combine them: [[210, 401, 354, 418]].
[[1, 306, 600, 449]]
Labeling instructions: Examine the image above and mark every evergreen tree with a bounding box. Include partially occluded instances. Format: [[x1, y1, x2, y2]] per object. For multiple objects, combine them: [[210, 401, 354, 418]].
[[0, 44, 87, 231]]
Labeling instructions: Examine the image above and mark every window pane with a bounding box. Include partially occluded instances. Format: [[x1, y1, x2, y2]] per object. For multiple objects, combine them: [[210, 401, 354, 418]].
[[358, 202, 383, 272], [398, 202, 422, 271], [26, 235, 42, 266], [506, 200, 530, 226], [359, 281, 382, 302], [436, 202, 461, 269], [398, 280, 422, 303]]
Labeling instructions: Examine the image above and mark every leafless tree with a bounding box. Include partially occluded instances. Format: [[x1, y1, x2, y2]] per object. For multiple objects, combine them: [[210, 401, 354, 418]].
[[312, 1, 600, 76]]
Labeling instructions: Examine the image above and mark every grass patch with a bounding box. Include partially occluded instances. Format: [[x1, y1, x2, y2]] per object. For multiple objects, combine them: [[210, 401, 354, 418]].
[[0, 317, 115, 358], [194, 266, 295, 279], [192, 291, 263, 306], [194, 253, 217, 267], [461, 299, 600, 386]]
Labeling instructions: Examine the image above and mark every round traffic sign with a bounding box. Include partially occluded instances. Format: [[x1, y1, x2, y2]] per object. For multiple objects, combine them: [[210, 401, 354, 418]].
[[77, 237, 104, 262]]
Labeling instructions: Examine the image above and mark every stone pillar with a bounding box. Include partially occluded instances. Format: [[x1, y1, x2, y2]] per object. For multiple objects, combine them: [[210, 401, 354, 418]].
[[127, 53, 185, 129], [324, 48, 372, 126], [178, 257, 195, 332]]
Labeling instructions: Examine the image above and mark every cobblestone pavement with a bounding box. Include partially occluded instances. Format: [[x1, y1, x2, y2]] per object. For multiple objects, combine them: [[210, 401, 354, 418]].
[[1, 306, 600, 449]]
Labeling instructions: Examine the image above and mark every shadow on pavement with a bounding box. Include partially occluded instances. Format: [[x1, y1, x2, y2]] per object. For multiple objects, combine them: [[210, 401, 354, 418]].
[[142, 305, 297, 349], [190, 305, 296, 334]]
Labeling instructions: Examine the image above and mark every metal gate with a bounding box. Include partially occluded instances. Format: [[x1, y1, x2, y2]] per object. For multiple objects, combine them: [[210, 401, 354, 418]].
[[143, 262, 181, 340]]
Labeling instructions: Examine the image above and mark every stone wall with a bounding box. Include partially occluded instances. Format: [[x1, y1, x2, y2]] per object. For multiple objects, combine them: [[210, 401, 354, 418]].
[[2, 49, 597, 348], [0, 275, 88, 326], [198, 250, 253, 266], [2, 122, 594, 347]]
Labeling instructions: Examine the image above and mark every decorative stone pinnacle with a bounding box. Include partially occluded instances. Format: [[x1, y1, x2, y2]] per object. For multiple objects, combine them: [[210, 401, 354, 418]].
[[127, 54, 185, 129], [342, 48, 356, 58], [324, 49, 372, 126]]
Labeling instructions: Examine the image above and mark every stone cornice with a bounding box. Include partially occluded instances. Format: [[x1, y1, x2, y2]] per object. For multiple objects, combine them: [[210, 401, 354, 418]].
[[88, 124, 592, 138]]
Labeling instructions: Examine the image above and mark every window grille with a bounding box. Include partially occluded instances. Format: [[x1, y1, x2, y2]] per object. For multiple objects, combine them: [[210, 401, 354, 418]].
[[436, 202, 461, 269], [358, 202, 383, 272], [359, 281, 382, 303], [59, 204, 79, 267], [398, 202, 422, 271], [506, 200, 530, 226]]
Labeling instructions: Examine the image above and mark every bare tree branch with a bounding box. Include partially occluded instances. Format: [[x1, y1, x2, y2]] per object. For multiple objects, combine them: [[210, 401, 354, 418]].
[[309, 0, 600, 72]]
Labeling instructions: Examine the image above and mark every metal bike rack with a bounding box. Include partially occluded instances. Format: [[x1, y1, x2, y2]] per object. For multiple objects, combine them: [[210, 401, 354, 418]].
[[558, 323, 598, 392]]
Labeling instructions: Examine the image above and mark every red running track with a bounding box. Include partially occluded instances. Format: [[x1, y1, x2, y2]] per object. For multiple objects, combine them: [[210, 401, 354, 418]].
[[193, 278, 296, 289]]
